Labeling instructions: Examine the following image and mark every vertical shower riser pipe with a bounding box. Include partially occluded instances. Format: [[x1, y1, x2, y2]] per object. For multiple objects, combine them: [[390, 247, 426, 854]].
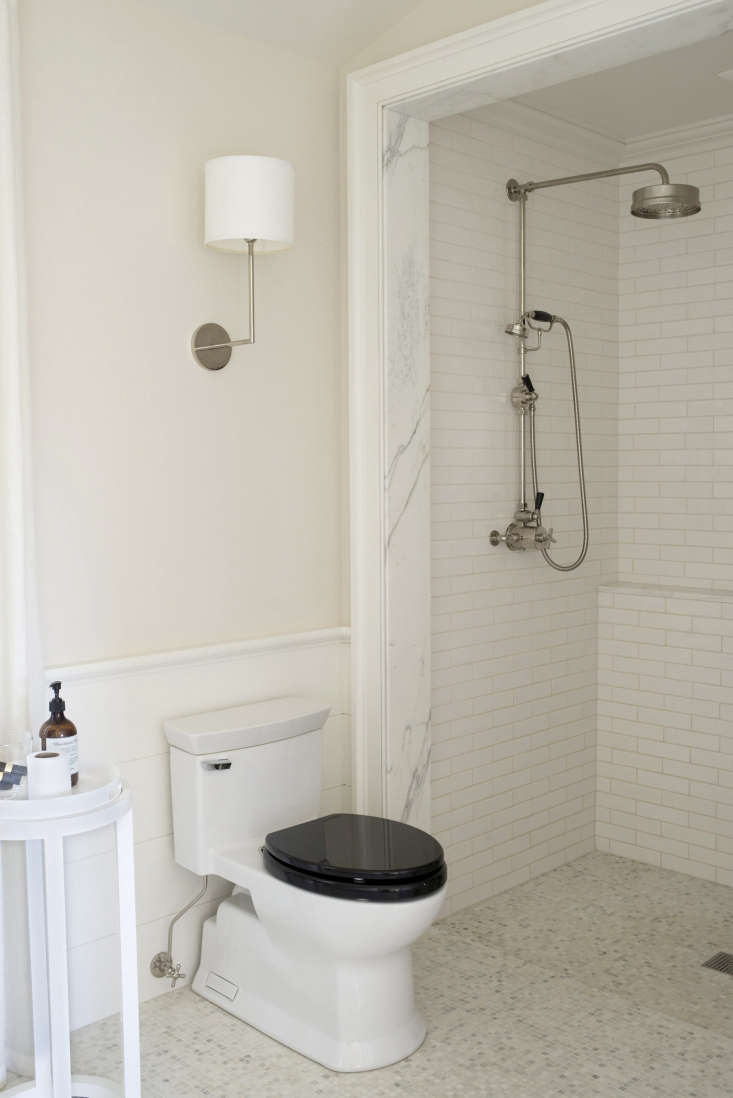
[[518, 191, 527, 509]]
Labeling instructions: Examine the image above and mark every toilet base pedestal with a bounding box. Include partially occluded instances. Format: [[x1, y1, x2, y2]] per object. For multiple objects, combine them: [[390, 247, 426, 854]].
[[192, 891, 427, 1072]]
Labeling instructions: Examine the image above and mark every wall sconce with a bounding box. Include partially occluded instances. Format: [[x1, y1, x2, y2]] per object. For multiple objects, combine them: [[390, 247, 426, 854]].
[[192, 155, 294, 370]]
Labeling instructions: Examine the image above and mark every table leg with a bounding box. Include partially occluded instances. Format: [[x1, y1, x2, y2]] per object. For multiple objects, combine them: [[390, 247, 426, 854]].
[[0, 842, 5, 1089], [26, 841, 52, 1093], [42, 837, 71, 1098], [115, 812, 140, 1098]]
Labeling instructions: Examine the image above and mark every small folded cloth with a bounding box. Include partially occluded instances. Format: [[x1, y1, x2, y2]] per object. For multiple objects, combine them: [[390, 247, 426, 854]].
[[0, 761, 28, 789]]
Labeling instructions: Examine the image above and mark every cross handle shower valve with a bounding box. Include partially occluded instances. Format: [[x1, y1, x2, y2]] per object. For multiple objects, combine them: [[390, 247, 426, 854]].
[[490, 512, 555, 552]]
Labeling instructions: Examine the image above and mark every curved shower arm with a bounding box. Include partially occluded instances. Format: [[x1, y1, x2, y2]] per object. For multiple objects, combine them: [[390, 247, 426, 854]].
[[508, 162, 669, 200]]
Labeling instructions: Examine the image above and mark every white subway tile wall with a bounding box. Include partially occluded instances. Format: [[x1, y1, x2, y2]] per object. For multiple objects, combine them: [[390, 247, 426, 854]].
[[618, 139, 733, 589], [597, 584, 733, 883], [429, 105, 619, 915], [597, 132, 733, 878]]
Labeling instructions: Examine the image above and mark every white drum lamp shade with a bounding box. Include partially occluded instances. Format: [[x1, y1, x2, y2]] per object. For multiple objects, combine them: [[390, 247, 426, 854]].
[[204, 155, 294, 253]]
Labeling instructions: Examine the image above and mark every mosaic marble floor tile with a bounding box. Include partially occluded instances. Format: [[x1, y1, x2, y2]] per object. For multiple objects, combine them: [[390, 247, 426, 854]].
[[12, 852, 733, 1097]]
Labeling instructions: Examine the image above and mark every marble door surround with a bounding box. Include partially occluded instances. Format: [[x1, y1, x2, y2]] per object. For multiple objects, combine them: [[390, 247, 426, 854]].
[[346, 0, 733, 829]]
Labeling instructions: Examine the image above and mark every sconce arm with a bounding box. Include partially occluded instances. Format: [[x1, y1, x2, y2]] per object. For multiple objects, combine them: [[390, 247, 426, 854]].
[[192, 239, 256, 369]]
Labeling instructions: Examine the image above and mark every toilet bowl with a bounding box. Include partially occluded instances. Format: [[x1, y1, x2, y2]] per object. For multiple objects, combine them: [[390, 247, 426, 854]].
[[164, 697, 447, 1072]]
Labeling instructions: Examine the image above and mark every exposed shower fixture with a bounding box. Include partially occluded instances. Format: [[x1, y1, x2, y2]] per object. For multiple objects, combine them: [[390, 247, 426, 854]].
[[492, 161, 701, 572], [491, 310, 587, 567], [506, 162, 701, 220]]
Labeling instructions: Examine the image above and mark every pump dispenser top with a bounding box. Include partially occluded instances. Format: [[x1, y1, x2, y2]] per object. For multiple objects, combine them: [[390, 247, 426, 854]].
[[49, 681, 65, 717]]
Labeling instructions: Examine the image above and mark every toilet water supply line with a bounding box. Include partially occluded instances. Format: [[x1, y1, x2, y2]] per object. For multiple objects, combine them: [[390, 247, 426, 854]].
[[490, 186, 590, 571], [150, 876, 209, 988]]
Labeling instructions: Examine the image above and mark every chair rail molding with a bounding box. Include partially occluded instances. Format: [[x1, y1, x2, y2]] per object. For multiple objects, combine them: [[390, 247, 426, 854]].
[[46, 627, 350, 683], [346, 0, 732, 823]]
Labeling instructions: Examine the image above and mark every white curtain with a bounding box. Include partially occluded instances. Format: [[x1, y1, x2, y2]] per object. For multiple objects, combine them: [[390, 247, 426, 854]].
[[0, 0, 44, 1081]]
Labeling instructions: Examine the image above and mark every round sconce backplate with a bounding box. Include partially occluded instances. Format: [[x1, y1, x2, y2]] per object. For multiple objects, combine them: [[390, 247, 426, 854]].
[[192, 323, 233, 371]]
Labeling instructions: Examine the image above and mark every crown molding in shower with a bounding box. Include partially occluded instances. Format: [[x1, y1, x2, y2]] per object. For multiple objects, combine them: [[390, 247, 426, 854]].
[[624, 111, 733, 160], [464, 99, 624, 163]]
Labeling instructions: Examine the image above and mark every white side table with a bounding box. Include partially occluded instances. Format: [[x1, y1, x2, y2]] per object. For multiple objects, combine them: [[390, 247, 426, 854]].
[[0, 772, 141, 1098]]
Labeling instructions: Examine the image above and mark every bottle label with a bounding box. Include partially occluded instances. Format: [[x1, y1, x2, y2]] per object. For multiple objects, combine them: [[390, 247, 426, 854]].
[[46, 735, 78, 778]]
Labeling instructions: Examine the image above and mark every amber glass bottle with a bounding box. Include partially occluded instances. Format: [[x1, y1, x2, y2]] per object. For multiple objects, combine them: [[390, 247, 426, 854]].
[[39, 681, 78, 787]]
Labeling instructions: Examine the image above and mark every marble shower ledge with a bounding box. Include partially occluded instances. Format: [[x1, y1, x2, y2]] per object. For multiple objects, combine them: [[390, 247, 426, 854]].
[[599, 581, 733, 604]]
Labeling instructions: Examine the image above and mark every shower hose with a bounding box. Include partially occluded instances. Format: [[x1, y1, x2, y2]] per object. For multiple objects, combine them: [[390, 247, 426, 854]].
[[529, 315, 589, 572]]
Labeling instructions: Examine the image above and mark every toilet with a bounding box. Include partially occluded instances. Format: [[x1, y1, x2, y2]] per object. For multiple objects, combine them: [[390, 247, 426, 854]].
[[164, 696, 447, 1073]]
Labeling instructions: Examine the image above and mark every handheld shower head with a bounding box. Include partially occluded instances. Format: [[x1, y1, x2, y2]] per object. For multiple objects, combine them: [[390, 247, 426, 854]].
[[525, 309, 555, 330]]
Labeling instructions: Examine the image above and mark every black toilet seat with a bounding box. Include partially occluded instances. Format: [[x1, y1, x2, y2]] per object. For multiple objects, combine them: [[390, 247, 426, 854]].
[[263, 813, 447, 903]]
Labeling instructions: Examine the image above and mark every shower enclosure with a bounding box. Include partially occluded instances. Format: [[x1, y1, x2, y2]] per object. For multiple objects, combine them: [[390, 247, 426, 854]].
[[491, 163, 701, 571], [349, 0, 733, 921]]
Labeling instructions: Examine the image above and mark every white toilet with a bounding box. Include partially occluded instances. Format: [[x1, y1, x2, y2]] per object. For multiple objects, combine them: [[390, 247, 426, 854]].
[[164, 696, 447, 1073]]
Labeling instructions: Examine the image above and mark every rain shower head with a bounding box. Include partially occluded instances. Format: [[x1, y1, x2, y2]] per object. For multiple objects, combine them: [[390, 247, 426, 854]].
[[630, 182, 701, 219]]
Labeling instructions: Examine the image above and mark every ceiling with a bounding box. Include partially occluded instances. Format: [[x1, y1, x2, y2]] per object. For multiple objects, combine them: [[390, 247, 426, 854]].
[[153, 0, 420, 62], [514, 31, 733, 141]]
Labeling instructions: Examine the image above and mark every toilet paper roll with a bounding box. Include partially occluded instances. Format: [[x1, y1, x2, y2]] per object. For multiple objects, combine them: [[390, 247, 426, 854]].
[[26, 751, 71, 798]]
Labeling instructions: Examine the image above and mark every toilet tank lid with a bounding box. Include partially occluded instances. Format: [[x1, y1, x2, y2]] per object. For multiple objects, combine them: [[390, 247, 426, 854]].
[[164, 696, 331, 755]]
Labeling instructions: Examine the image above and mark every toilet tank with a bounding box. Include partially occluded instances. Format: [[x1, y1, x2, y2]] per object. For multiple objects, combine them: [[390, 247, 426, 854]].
[[164, 696, 330, 876]]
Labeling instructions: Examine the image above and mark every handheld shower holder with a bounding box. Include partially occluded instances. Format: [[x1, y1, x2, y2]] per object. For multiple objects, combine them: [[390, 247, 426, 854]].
[[505, 310, 554, 353]]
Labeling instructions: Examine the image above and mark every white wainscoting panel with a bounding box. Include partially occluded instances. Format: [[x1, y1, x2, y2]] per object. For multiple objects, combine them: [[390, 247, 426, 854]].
[[45, 628, 350, 1029]]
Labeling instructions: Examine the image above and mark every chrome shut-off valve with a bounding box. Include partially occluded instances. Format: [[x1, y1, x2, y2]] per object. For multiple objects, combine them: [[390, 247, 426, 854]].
[[150, 951, 186, 988], [490, 494, 555, 552]]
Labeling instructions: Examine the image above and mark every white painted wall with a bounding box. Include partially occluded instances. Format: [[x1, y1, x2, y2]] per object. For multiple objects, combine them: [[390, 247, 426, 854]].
[[345, 0, 545, 70], [429, 103, 619, 915], [19, 0, 344, 667], [17, 0, 353, 1033]]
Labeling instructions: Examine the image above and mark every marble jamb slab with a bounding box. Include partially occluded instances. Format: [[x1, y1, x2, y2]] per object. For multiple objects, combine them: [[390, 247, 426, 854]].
[[383, 108, 431, 830]]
